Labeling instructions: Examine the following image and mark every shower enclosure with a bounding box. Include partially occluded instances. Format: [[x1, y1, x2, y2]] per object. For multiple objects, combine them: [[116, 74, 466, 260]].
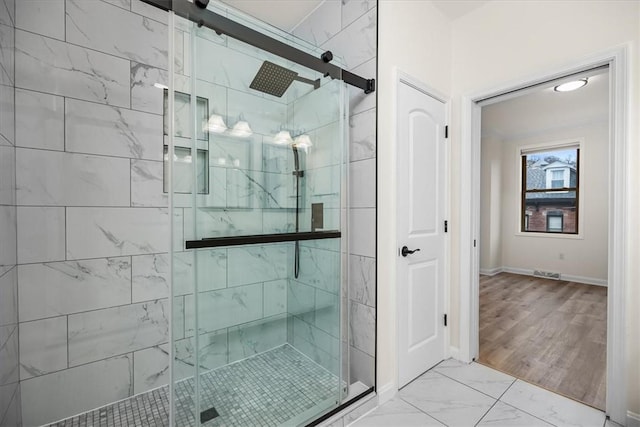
[[161, 1, 374, 425]]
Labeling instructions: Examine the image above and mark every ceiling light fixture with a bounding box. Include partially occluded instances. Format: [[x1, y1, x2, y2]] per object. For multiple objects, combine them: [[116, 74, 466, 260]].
[[554, 78, 588, 92]]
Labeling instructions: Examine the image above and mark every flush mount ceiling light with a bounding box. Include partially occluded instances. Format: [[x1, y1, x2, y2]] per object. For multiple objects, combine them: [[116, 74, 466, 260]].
[[554, 78, 588, 92], [206, 114, 227, 133], [273, 130, 293, 145], [230, 120, 253, 138]]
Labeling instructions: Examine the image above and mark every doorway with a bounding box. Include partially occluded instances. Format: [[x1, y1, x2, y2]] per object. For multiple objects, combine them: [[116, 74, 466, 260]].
[[460, 49, 628, 424]]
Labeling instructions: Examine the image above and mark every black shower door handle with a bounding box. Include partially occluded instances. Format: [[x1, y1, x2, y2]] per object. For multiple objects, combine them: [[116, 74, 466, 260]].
[[401, 246, 420, 257]]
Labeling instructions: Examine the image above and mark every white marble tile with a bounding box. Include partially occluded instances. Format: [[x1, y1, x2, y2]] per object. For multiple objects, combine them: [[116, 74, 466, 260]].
[[604, 419, 624, 427], [0, 82, 14, 144], [292, 81, 343, 132], [349, 254, 375, 307], [296, 244, 341, 294], [315, 288, 340, 338], [131, 62, 167, 115], [349, 301, 374, 356], [227, 244, 289, 287], [0, 0, 14, 27], [0, 325, 18, 385], [349, 208, 375, 257], [262, 209, 296, 234], [188, 207, 263, 238], [2, 384, 21, 427], [185, 283, 263, 335], [0, 206, 16, 273], [433, 359, 515, 399], [131, 0, 167, 24], [16, 148, 131, 206], [341, 0, 376, 30], [321, 7, 376, 70], [132, 345, 169, 394], [0, 268, 16, 327], [309, 121, 343, 169], [500, 380, 606, 427], [15, 30, 130, 107], [102, 0, 130, 9], [349, 345, 374, 387], [292, 0, 341, 47], [19, 316, 67, 380], [288, 280, 316, 324], [352, 397, 444, 427], [66, 207, 169, 259], [66, 0, 168, 70], [349, 108, 376, 162], [228, 316, 287, 363], [15, 0, 64, 40], [291, 333, 339, 376], [131, 159, 167, 207], [0, 22, 14, 84], [398, 371, 496, 426], [350, 158, 375, 208], [68, 299, 169, 366], [15, 89, 64, 150], [292, 316, 339, 358], [306, 165, 342, 210], [66, 98, 163, 160], [20, 354, 132, 426], [349, 58, 376, 116], [17, 206, 64, 264], [264, 279, 286, 317], [0, 145, 15, 205], [0, 382, 18, 427], [18, 257, 131, 322], [478, 401, 553, 426]]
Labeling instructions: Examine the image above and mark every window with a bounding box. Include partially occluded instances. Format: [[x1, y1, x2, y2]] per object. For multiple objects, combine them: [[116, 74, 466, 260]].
[[521, 145, 579, 234], [546, 211, 564, 232]]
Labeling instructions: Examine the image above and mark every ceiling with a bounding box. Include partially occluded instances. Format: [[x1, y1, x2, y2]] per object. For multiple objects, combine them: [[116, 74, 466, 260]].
[[218, 0, 322, 31], [482, 72, 609, 140]]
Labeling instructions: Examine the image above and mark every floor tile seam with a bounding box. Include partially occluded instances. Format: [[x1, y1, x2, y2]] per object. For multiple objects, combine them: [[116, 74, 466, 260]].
[[429, 368, 509, 402], [492, 398, 559, 427], [395, 395, 451, 426]]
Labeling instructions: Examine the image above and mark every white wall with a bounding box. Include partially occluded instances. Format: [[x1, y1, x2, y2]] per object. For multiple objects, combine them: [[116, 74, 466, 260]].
[[377, 0, 452, 401], [449, 0, 640, 418], [480, 121, 609, 284]]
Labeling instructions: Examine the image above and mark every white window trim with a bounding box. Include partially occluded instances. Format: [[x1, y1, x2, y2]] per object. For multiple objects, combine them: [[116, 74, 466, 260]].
[[516, 138, 584, 239]]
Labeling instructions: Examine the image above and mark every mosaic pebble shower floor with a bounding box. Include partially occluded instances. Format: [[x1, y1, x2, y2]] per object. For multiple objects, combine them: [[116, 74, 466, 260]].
[[46, 345, 339, 427]]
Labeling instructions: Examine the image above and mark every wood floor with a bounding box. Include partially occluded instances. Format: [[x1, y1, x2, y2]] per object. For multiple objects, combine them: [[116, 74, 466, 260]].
[[478, 272, 607, 410]]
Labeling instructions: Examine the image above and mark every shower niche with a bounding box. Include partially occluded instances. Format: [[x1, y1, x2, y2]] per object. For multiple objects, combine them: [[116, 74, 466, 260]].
[[162, 1, 373, 425]]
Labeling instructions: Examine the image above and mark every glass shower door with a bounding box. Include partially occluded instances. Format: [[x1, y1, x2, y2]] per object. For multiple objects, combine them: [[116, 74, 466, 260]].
[[168, 4, 347, 426]]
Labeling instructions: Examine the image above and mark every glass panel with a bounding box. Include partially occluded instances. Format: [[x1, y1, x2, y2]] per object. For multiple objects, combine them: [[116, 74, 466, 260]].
[[524, 193, 577, 233], [169, 5, 347, 426], [523, 148, 578, 190]]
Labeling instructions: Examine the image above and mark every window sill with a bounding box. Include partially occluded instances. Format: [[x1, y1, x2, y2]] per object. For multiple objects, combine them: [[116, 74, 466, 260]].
[[515, 231, 583, 240]]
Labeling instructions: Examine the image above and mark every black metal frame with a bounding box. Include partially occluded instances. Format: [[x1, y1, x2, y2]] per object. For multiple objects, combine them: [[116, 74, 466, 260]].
[[140, 0, 375, 94], [185, 230, 341, 249]]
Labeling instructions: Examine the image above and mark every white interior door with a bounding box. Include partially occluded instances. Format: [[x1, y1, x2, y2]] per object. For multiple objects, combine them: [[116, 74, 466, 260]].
[[397, 78, 447, 388]]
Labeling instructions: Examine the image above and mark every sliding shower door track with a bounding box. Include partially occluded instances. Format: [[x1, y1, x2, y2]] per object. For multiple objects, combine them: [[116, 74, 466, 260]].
[[139, 0, 375, 94], [185, 230, 341, 249]]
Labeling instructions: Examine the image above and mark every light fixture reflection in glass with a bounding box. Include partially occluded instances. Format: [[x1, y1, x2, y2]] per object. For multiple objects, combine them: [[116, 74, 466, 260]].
[[153, 82, 169, 90], [554, 78, 588, 92], [294, 134, 313, 149], [230, 120, 253, 138], [206, 114, 227, 133], [273, 130, 293, 145]]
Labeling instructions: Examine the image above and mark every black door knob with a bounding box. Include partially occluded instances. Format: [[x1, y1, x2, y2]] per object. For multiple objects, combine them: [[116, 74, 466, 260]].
[[401, 246, 421, 257]]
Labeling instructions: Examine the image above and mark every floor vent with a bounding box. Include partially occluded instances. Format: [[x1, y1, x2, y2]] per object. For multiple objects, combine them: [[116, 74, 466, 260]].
[[200, 406, 219, 423], [533, 270, 560, 280]]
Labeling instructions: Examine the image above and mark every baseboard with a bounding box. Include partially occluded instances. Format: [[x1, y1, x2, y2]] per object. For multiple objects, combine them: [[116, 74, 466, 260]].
[[628, 411, 640, 427], [500, 266, 607, 287], [376, 382, 396, 405], [480, 267, 502, 276]]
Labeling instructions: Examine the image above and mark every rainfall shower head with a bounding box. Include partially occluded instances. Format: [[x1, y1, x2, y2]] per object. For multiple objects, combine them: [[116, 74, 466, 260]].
[[250, 61, 320, 97]]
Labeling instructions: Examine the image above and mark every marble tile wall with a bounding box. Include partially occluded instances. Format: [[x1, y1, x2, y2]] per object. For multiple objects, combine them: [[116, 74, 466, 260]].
[[292, 0, 377, 390], [0, 0, 20, 424]]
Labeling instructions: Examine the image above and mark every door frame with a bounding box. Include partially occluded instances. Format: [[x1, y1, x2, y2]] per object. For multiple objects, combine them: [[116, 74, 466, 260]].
[[459, 47, 629, 423], [394, 68, 451, 389]]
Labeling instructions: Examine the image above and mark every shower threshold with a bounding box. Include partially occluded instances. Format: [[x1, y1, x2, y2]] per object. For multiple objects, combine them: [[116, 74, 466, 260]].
[[46, 345, 340, 427]]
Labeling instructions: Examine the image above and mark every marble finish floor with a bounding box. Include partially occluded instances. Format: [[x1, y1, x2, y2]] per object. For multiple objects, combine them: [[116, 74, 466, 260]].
[[352, 359, 616, 427], [47, 345, 340, 427]]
